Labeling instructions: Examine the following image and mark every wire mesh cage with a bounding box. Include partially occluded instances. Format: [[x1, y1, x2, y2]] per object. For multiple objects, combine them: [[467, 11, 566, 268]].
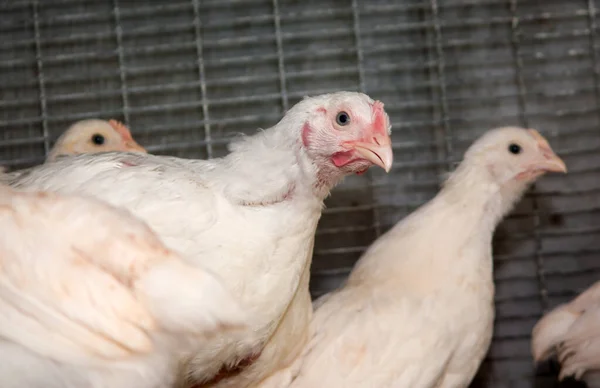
[[1, 0, 599, 387]]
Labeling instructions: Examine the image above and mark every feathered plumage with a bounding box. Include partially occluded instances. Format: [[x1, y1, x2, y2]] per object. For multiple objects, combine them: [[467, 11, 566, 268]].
[[280, 127, 566, 388], [532, 281, 600, 386], [3, 92, 393, 387], [0, 185, 245, 388]]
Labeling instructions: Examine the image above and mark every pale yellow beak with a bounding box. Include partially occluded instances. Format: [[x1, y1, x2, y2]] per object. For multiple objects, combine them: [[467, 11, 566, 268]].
[[528, 129, 567, 173], [123, 140, 147, 154], [351, 132, 394, 172]]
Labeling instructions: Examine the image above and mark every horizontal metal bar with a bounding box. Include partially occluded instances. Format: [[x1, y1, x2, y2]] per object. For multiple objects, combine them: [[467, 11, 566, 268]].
[[0, 0, 519, 14], [0, 50, 588, 105], [0, 108, 276, 135], [0, 111, 284, 156], [1, 87, 352, 128], [361, 0, 541, 14], [0, 10, 596, 68], [198, 0, 275, 10], [499, 262, 600, 283], [0, 136, 47, 147], [0, 22, 593, 87], [3, 51, 597, 108], [0, 68, 361, 109], [0, 5, 355, 38], [0, 155, 43, 168], [1, 0, 588, 34], [3, 69, 599, 130]]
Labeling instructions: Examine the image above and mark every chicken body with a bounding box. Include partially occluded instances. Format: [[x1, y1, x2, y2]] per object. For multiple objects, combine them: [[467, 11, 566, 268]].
[[0, 185, 245, 388], [203, 253, 315, 388], [532, 281, 600, 386], [284, 127, 567, 388], [4, 92, 393, 386]]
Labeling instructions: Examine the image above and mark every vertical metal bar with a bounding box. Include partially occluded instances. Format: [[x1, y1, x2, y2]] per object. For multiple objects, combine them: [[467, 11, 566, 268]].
[[585, 0, 600, 115], [31, 0, 50, 155], [508, 0, 528, 127], [351, 0, 382, 238], [423, 6, 447, 181], [351, 0, 366, 93], [272, 0, 289, 112], [429, 0, 454, 171], [112, 0, 130, 125], [191, 0, 213, 159], [508, 0, 549, 311]]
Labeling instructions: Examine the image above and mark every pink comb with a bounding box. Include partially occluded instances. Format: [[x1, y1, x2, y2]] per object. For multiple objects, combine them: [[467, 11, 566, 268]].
[[108, 119, 134, 142], [371, 100, 388, 135]]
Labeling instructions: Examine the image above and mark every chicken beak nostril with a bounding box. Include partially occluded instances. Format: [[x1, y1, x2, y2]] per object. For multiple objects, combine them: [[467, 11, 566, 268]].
[[373, 137, 381, 146]]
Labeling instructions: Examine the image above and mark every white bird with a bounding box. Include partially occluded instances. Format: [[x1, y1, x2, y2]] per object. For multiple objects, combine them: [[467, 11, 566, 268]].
[[3, 92, 394, 387], [281, 127, 567, 388], [532, 280, 600, 387], [0, 118, 146, 173], [0, 185, 246, 388], [46, 118, 146, 162]]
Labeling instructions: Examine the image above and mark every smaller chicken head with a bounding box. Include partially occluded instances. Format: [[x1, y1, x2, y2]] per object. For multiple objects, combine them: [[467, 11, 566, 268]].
[[465, 126, 566, 185], [46, 119, 147, 162], [300, 92, 393, 178]]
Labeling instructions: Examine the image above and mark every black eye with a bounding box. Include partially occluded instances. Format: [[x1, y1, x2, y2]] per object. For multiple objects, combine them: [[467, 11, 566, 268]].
[[92, 134, 105, 145], [336, 112, 350, 126], [508, 143, 521, 154]]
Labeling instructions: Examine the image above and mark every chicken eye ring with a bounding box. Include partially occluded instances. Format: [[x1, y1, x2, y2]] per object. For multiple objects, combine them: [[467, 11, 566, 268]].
[[336, 112, 351, 126]]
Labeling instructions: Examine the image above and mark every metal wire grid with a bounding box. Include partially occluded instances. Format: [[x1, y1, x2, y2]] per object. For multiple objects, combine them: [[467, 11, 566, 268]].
[[1, 0, 600, 386]]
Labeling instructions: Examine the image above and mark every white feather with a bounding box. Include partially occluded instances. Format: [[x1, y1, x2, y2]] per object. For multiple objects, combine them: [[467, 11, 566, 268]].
[[4, 91, 390, 387], [532, 280, 600, 386], [283, 127, 565, 388], [0, 185, 245, 388]]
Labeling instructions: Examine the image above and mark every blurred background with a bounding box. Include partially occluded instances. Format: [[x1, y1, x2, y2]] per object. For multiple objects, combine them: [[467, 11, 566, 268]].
[[1, 0, 599, 387]]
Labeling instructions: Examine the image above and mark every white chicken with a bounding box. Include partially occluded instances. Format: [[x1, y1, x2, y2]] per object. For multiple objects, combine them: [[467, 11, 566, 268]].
[[3, 92, 394, 387], [282, 127, 566, 388], [0, 118, 146, 173], [0, 185, 246, 388], [47, 118, 146, 162], [532, 280, 600, 387]]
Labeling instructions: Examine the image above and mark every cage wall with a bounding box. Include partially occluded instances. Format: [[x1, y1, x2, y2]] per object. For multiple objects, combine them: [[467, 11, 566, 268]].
[[1, 0, 599, 387]]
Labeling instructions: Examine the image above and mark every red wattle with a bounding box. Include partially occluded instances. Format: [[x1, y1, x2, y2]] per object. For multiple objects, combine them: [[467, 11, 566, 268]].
[[331, 151, 355, 167]]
